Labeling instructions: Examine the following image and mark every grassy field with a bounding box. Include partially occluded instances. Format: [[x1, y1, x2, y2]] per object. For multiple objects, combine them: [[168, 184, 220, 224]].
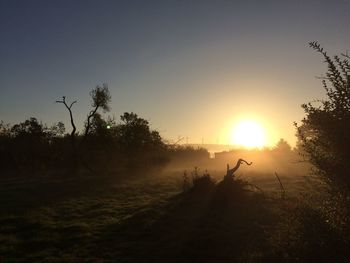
[[0, 171, 181, 262], [0, 169, 345, 262]]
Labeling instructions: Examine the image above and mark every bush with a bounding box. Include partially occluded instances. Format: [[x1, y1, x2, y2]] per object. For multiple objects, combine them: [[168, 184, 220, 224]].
[[296, 42, 350, 193], [183, 167, 215, 193]]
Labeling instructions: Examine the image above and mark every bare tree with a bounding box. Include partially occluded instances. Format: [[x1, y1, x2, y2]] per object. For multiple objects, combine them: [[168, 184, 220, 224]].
[[55, 96, 77, 146], [55, 85, 111, 173]]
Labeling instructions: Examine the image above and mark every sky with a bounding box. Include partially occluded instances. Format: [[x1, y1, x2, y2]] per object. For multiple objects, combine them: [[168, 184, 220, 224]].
[[1, 0, 350, 147]]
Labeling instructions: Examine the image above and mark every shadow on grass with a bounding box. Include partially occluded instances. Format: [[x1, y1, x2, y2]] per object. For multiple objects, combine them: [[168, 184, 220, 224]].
[[2, 172, 348, 262], [95, 177, 278, 262]]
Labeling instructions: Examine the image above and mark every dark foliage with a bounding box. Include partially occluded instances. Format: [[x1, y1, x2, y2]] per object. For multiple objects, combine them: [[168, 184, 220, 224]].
[[190, 167, 216, 193], [293, 42, 350, 261], [0, 84, 184, 175], [167, 145, 210, 168], [0, 112, 169, 175], [296, 42, 350, 192], [269, 200, 350, 262], [83, 84, 111, 140]]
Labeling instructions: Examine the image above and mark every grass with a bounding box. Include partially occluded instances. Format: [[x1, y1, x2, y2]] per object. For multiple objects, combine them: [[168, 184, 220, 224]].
[[0, 169, 348, 262], [0, 172, 180, 262]]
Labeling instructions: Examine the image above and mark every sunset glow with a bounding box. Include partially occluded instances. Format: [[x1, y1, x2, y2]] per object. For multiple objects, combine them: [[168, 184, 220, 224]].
[[230, 120, 266, 148]]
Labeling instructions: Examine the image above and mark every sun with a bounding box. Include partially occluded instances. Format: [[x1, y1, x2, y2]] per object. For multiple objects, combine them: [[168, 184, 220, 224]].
[[230, 120, 266, 148]]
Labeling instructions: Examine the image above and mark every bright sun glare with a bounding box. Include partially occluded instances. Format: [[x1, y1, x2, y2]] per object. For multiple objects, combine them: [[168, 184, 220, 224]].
[[231, 120, 266, 148]]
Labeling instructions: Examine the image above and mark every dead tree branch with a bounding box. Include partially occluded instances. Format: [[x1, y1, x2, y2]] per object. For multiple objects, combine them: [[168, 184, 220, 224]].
[[226, 158, 252, 178], [55, 96, 77, 145]]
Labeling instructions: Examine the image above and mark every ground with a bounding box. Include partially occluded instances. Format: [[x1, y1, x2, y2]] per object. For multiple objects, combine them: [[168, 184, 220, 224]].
[[0, 170, 342, 262]]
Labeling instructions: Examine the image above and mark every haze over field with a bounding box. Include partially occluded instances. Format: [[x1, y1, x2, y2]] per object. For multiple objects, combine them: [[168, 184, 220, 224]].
[[1, 1, 350, 262]]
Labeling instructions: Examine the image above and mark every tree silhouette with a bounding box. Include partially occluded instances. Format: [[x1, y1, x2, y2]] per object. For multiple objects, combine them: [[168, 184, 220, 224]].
[[83, 84, 111, 141], [8, 118, 50, 170], [89, 113, 111, 137], [117, 112, 163, 150], [47, 122, 65, 138], [55, 96, 77, 147], [55, 84, 111, 172], [296, 42, 350, 192], [273, 138, 292, 153]]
